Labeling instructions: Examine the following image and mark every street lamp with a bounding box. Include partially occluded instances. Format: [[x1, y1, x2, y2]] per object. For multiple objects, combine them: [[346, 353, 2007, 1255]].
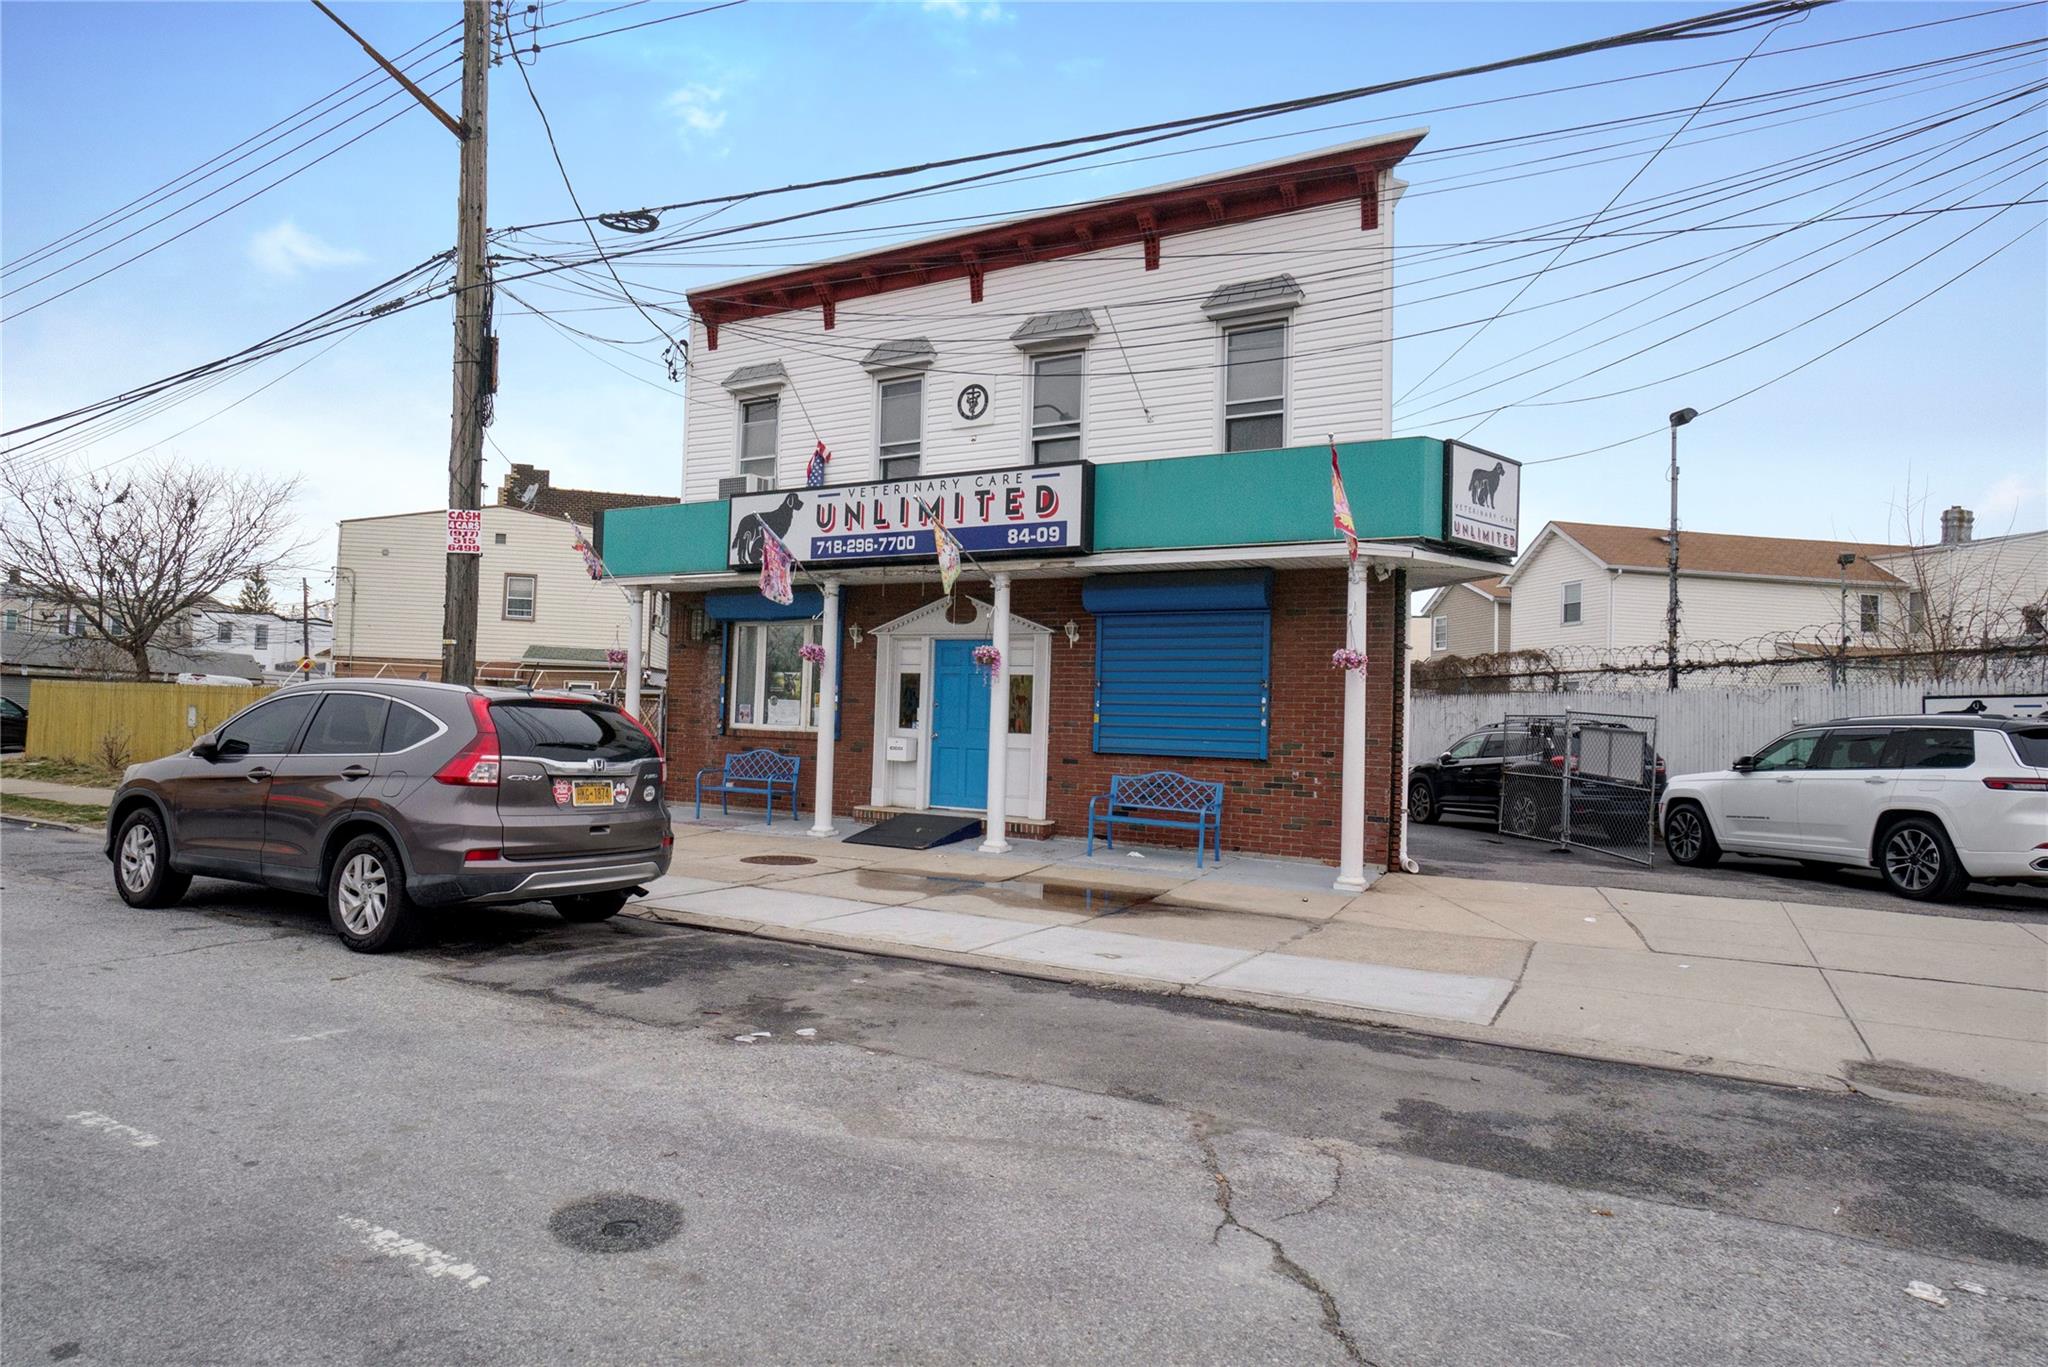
[[1665, 407, 1698, 691], [1835, 551, 1857, 688]]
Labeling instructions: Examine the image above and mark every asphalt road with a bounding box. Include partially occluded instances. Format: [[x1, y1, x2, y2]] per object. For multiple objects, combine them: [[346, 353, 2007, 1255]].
[[4, 824, 2045, 1365], [1409, 815, 2048, 923]]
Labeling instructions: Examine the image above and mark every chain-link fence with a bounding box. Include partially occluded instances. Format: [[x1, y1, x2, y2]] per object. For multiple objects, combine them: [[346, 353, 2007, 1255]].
[[1496, 710, 1659, 866]]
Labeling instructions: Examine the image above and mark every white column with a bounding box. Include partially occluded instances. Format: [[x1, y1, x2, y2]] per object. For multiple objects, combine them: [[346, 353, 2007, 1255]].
[[624, 588, 646, 720], [979, 573, 1013, 854], [809, 581, 841, 837], [1335, 560, 1369, 892]]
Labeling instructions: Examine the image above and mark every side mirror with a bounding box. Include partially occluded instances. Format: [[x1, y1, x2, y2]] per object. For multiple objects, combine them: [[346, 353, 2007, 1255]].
[[1439, 751, 1454, 766], [191, 735, 218, 760], [1732, 756, 1756, 773]]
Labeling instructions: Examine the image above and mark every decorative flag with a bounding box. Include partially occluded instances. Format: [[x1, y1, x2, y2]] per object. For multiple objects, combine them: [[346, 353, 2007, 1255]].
[[934, 506, 962, 594], [572, 536, 606, 582], [806, 440, 832, 488], [759, 529, 795, 606], [1329, 437, 1358, 563]]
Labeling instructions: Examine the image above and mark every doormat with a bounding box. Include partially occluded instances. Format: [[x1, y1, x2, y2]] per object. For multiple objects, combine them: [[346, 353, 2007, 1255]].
[[841, 813, 983, 850]]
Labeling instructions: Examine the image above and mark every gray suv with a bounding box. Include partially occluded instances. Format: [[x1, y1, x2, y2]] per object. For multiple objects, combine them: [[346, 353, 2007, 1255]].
[[103, 680, 672, 951]]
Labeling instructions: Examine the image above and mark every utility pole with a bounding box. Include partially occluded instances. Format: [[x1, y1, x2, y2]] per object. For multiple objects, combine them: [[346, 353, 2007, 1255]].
[[1665, 407, 1697, 691], [310, 1, 488, 684], [1835, 552, 1856, 688], [301, 577, 310, 678]]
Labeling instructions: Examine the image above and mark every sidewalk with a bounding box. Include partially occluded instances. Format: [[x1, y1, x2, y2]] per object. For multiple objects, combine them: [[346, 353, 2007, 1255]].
[[635, 817, 2048, 1108], [0, 777, 115, 805]]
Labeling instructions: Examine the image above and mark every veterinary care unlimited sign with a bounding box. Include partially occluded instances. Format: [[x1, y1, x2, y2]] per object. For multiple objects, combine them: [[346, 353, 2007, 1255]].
[[727, 462, 1091, 569], [1444, 441, 1521, 556]]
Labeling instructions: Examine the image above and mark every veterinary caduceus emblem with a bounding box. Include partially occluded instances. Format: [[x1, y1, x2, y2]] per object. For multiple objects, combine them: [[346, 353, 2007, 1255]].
[[956, 383, 989, 420]]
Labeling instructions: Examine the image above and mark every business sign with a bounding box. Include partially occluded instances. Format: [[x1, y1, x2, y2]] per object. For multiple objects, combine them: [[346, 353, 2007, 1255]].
[[950, 377, 996, 429], [727, 463, 1091, 569], [446, 509, 483, 555], [1444, 441, 1520, 557]]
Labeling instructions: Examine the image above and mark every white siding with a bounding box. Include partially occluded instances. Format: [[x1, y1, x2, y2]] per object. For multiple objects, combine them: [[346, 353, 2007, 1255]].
[[333, 507, 657, 670], [1418, 586, 1509, 659], [1502, 535, 1610, 655], [1613, 571, 1908, 651], [682, 193, 1400, 500]]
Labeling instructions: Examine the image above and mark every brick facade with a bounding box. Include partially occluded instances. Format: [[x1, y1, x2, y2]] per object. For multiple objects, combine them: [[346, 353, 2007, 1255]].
[[660, 568, 1404, 868]]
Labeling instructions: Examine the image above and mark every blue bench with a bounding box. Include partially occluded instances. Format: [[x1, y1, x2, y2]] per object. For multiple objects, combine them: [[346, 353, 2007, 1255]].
[[694, 749, 802, 825], [1087, 770, 1226, 868]]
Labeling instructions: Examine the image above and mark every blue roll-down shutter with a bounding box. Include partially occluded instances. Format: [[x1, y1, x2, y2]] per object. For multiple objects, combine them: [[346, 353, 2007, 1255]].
[[1090, 572, 1272, 760]]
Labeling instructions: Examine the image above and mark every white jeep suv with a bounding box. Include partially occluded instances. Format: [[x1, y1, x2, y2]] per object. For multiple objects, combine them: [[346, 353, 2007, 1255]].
[[1658, 715, 2048, 901]]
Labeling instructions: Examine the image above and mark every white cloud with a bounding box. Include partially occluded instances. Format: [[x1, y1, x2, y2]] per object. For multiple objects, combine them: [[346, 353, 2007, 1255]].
[[664, 84, 728, 138], [921, 1, 1010, 21], [248, 220, 366, 278]]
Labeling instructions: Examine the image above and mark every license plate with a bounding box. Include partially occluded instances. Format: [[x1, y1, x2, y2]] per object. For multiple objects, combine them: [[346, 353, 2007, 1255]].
[[571, 781, 616, 807]]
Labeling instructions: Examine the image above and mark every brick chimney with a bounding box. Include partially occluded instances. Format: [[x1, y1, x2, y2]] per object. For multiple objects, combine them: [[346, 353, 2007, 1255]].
[[1938, 505, 1974, 545], [498, 463, 550, 510]]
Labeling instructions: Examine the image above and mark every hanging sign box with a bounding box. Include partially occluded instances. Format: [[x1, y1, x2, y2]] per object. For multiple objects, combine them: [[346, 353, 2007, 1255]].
[[1443, 441, 1521, 557], [727, 462, 1091, 569]]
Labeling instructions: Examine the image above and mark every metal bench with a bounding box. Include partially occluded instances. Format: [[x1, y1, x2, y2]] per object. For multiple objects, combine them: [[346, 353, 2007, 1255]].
[[1086, 770, 1226, 868], [694, 749, 802, 825]]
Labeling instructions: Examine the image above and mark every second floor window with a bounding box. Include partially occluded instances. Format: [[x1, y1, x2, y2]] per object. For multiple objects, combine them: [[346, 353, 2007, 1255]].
[[1030, 352, 1083, 463], [505, 574, 537, 622], [877, 377, 922, 481], [1860, 593, 1880, 633], [1432, 616, 1449, 651], [1562, 581, 1583, 626], [740, 397, 779, 481], [1223, 322, 1286, 452]]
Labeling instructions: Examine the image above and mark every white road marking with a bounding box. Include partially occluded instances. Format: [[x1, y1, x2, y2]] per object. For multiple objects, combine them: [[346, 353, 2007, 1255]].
[[65, 1110, 160, 1148], [337, 1216, 491, 1289], [280, 1029, 351, 1043]]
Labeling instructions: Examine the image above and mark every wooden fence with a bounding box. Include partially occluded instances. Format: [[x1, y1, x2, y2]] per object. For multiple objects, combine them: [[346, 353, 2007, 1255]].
[[25, 679, 272, 766]]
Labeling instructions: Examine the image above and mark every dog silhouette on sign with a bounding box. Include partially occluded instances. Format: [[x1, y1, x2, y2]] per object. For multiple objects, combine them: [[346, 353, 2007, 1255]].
[[1467, 461, 1507, 509], [731, 492, 804, 564]]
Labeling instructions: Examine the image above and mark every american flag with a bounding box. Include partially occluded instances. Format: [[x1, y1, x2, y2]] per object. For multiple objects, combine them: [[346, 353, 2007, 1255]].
[[806, 440, 832, 488], [759, 529, 795, 606]]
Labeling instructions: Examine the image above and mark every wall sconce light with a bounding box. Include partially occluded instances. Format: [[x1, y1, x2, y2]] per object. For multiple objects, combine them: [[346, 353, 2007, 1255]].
[[1063, 620, 1080, 647], [849, 623, 865, 648], [1371, 561, 1393, 583], [688, 606, 707, 642]]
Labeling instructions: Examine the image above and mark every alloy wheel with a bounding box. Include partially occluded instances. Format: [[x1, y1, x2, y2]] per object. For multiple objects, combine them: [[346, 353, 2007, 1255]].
[[1666, 810, 1701, 862], [119, 824, 156, 893], [1508, 793, 1538, 835], [337, 852, 389, 935], [1409, 782, 1432, 823], [1883, 828, 1942, 893]]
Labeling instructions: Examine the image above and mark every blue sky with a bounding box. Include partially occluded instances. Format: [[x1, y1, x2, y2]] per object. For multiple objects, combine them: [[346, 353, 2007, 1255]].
[[4, 1, 2044, 595]]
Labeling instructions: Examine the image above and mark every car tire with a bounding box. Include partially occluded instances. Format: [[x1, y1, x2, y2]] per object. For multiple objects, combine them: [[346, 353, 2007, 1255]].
[[553, 891, 630, 923], [1875, 817, 1968, 902], [1662, 802, 1722, 868], [1408, 778, 1441, 825], [113, 807, 191, 909], [1503, 791, 1541, 837], [326, 833, 419, 953]]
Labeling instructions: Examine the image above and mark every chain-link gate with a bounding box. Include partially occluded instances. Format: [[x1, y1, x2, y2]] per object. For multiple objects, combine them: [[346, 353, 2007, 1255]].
[[1497, 710, 1659, 866]]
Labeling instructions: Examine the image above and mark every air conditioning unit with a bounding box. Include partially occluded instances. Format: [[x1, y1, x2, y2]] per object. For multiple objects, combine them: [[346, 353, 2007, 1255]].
[[717, 475, 772, 498]]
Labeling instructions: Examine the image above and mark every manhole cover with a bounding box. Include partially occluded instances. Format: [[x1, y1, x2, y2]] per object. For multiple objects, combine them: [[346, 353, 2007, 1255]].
[[740, 854, 816, 867], [549, 1194, 682, 1253]]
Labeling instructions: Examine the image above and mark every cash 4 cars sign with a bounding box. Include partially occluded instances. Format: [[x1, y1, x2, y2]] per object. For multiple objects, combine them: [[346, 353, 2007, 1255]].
[[446, 509, 483, 554], [1443, 441, 1521, 557], [728, 463, 1091, 568]]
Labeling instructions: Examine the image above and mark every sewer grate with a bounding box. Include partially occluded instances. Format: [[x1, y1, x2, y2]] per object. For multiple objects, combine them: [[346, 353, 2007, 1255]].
[[549, 1194, 683, 1253], [739, 854, 817, 866]]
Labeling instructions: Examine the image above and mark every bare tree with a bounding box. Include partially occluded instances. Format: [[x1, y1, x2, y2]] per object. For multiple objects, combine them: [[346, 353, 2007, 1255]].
[[1, 457, 305, 681]]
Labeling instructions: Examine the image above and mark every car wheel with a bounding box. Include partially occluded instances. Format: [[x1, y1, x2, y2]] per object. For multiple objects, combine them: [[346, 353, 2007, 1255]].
[[113, 807, 192, 909], [1876, 818, 1967, 902], [1503, 791, 1541, 837], [1662, 802, 1722, 868], [326, 833, 419, 952], [1408, 778, 1440, 825], [553, 891, 630, 923]]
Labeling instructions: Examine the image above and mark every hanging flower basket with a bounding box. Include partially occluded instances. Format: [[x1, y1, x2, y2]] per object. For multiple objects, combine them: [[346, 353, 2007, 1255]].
[[971, 644, 1002, 676], [1331, 647, 1369, 676], [798, 642, 828, 666], [605, 647, 628, 665]]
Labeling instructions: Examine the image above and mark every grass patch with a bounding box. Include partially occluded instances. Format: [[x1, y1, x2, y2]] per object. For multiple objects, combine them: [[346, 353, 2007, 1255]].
[[0, 754, 123, 787], [0, 793, 109, 827]]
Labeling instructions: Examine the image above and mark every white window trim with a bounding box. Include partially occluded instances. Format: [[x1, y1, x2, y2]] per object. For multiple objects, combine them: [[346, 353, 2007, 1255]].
[[1432, 615, 1449, 652], [1218, 316, 1289, 454], [1561, 580, 1584, 626], [1026, 350, 1085, 465], [504, 573, 538, 623], [874, 373, 924, 481], [737, 395, 781, 482], [728, 619, 823, 733], [1859, 593, 1881, 633]]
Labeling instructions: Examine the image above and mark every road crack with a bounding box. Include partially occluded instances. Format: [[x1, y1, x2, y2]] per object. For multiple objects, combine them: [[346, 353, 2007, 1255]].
[[1191, 1116, 1377, 1366], [1279, 1142, 1347, 1220]]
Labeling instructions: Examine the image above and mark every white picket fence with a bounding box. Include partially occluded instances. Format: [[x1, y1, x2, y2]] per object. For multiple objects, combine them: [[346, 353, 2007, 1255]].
[[1410, 680, 2045, 778]]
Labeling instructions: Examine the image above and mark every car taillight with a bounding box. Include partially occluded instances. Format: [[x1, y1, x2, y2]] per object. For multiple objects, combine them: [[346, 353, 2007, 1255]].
[[1982, 776, 2048, 791], [435, 695, 501, 786], [464, 848, 501, 863], [619, 706, 666, 784]]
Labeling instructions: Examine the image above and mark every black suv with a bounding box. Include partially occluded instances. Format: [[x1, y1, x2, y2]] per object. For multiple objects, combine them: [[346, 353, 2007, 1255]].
[[104, 681, 672, 951], [1410, 720, 1666, 830]]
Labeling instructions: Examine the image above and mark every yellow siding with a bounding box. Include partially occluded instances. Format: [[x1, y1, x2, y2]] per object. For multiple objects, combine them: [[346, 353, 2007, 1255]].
[[26, 679, 272, 765]]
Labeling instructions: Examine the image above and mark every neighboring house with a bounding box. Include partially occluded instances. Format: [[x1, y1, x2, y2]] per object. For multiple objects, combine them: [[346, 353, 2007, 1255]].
[[0, 587, 264, 706], [332, 504, 668, 690], [1503, 509, 2047, 663], [596, 132, 1519, 875], [1417, 576, 1511, 659], [189, 604, 334, 679]]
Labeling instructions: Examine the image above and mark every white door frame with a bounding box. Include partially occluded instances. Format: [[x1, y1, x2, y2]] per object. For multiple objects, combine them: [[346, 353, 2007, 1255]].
[[867, 596, 1051, 820]]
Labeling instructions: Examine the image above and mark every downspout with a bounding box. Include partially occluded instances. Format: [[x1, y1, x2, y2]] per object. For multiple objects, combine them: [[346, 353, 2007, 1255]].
[[1393, 567, 1419, 874], [1607, 569, 1619, 651]]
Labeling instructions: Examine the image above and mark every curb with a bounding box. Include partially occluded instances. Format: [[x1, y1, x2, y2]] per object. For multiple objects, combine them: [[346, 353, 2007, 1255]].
[[0, 815, 92, 835], [623, 903, 1851, 1095]]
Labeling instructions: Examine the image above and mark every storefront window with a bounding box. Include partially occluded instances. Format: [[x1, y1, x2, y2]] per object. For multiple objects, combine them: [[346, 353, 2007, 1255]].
[[1008, 674, 1033, 734], [730, 620, 820, 729], [898, 671, 921, 730]]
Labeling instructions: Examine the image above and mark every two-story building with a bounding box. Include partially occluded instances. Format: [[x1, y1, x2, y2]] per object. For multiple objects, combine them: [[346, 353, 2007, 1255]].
[[1417, 576, 1511, 660], [189, 603, 334, 679], [598, 133, 1519, 884]]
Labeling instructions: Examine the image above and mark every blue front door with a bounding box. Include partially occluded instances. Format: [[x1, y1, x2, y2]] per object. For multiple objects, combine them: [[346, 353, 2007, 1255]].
[[928, 640, 991, 810]]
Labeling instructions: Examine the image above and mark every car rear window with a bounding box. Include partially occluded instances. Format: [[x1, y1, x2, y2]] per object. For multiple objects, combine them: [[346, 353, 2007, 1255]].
[[1887, 728, 1977, 770], [491, 702, 655, 762], [2010, 728, 2048, 767]]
